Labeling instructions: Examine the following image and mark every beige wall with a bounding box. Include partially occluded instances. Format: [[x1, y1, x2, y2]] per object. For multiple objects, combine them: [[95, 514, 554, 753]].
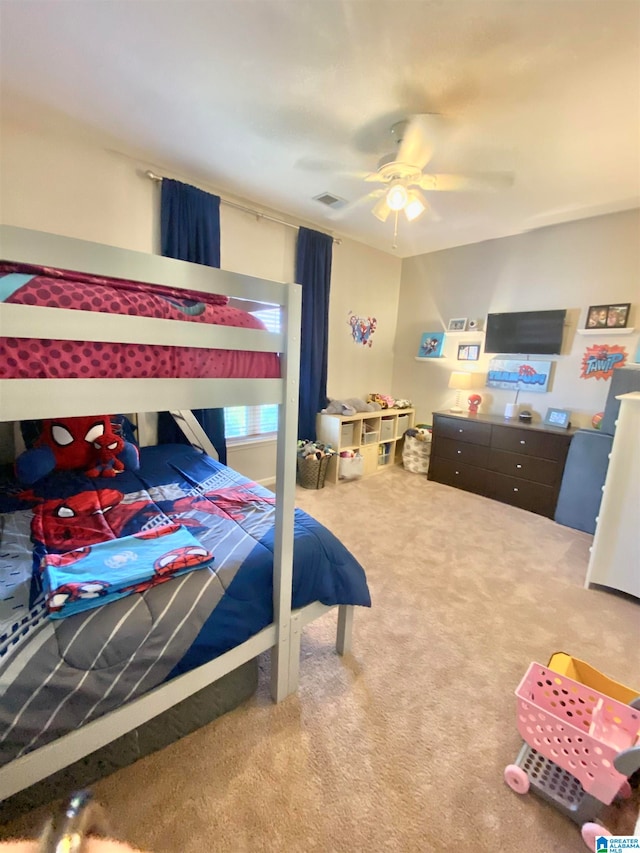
[[393, 210, 640, 429], [0, 106, 402, 475]]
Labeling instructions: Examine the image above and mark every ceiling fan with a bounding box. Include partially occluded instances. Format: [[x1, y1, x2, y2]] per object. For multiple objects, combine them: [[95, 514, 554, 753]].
[[362, 115, 513, 225]]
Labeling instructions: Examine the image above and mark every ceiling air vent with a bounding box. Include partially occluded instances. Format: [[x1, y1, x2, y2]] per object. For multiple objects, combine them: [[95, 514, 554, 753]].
[[313, 192, 347, 209]]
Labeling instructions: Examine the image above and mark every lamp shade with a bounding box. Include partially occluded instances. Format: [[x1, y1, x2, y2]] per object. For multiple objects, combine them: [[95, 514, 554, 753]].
[[386, 182, 409, 211], [448, 371, 472, 391]]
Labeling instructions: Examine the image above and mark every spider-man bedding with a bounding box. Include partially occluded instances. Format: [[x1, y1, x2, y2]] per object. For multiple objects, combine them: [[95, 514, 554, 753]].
[[0, 262, 280, 379], [0, 445, 370, 767]]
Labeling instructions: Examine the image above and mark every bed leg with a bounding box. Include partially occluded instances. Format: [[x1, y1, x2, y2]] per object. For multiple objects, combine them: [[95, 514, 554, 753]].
[[287, 610, 302, 694], [336, 605, 354, 656], [270, 631, 290, 703]]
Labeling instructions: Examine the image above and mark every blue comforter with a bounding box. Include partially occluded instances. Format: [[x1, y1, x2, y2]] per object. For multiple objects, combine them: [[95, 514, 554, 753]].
[[0, 445, 370, 766]]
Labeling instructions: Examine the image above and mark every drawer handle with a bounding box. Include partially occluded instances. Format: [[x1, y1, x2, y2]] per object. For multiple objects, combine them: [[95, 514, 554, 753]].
[[458, 428, 464, 433], [513, 487, 519, 492], [516, 464, 522, 469], [455, 470, 460, 475], [519, 440, 526, 445], [457, 450, 462, 455]]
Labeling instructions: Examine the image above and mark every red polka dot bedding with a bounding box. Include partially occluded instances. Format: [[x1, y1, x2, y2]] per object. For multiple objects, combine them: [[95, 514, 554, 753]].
[[0, 263, 280, 379]]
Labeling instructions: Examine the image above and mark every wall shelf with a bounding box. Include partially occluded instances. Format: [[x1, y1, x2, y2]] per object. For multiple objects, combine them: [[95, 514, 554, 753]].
[[415, 356, 444, 361], [576, 328, 635, 336], [445, 330, 485, 336]]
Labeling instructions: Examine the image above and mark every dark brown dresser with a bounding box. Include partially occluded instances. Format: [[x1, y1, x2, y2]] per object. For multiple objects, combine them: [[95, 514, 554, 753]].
[[427, 412, 575, 518]]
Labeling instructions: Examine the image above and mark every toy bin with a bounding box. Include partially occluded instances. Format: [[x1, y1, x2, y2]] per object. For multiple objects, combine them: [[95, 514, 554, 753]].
[[402, 435, 431, 474], [340, 422, 355, 446], [361, 422, 379, 444], [396, 414, 410, 437], [338, 452, 364, 481], [380, 418, 395, 441], [296, 455, 331, 490], [504, 661, 640, 850]]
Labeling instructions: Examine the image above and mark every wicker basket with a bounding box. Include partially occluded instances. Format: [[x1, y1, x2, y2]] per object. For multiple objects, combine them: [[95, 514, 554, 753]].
[[297, 455, 330, 489]]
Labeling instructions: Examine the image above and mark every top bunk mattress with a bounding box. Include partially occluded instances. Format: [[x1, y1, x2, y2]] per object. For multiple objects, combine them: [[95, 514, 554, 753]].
[[0, 262, 280, 380]]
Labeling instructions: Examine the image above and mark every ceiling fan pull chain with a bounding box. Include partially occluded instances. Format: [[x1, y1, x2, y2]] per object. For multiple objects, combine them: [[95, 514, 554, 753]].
[[393, 210, 399, 250]]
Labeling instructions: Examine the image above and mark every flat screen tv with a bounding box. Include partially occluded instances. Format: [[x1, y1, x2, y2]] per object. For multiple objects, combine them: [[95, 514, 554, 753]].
[[484, 309, 566, 355]]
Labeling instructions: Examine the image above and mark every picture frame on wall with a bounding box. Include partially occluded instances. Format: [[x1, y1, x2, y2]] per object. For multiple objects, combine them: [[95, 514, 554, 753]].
[[417, 332, 445, 358], [543, 407, 571, 429], [447, 317, 467, 332], [586, 303, 630, 329], [606, 303, 630, 328], [457, 344, 480, 361]]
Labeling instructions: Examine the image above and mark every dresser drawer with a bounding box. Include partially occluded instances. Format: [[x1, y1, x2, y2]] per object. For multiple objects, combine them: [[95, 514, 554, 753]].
[[485, 473, 556, 517], [491, 425, 568, 460], [433, 415, 491, 446], [428, 456, 486, 495], [488, 448, 560, 486], [432, 436, 490, 468]]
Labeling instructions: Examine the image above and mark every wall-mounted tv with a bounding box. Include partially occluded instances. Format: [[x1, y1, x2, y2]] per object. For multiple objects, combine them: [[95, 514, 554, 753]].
[[484, 309, 566, 355]]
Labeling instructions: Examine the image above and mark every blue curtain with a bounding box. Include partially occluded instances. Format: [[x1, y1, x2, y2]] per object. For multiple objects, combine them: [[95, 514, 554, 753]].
[[296, 227, 333, 441], [158, 178, 226, 464]]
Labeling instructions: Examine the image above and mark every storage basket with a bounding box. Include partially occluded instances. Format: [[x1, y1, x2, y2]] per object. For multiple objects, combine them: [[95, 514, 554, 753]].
[[396, 414, 410, 437], [380, 418, 395, 441], [338, 453, 364, 480], [340, 422, 355, 446], [402, 434, 431, 474], [296, 454, 331, 489]]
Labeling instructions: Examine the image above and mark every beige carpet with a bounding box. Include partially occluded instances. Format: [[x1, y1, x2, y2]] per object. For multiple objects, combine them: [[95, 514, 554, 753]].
[[2, 467, 639, 851]]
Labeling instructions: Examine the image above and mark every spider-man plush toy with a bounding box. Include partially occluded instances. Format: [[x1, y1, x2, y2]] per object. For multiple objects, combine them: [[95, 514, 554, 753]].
[[15, 415, 139, 485]]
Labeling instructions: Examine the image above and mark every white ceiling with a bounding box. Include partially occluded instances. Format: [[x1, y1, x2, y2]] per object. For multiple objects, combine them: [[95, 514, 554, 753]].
[[1, 0, 639, 258]]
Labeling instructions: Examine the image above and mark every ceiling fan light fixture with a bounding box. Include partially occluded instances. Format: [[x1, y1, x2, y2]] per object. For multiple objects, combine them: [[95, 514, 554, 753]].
[[385, 182, 409, 211], [404, 192, 426, 222], [372, 196, 391, 222]]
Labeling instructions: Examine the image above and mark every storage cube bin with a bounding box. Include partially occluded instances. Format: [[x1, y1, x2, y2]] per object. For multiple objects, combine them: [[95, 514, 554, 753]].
[[380, 418, 395, 441], [361, 423, 379, 444], [338, 453, 364, 480], [340, 422, 355, 446], [396, 414, 410, 438]]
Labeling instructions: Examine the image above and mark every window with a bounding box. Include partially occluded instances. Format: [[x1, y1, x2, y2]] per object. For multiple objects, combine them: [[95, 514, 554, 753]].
[[224, 307, 281, 441]]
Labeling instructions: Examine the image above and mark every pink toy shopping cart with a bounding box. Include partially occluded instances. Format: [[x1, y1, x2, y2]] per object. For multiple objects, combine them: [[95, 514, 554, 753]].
[[504, 662, 640, 851]]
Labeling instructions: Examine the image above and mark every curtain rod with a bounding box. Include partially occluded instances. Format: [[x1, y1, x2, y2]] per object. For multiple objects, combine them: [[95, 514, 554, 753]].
[[145, 170, 341, 245]]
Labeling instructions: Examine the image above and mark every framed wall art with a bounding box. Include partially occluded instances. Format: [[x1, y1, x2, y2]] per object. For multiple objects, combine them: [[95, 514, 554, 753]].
[[586, 303, 630, 329], [457, 344, 480, 361], [417, 332, 445, 358], [447, 317, 467, 332]]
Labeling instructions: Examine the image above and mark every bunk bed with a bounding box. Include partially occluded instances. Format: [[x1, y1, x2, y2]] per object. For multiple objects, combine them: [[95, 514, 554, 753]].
[[0, 225, 370, 811]]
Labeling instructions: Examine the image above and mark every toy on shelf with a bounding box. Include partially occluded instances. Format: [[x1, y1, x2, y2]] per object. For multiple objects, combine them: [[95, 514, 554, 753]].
[[504, 659, 640, 851], [468, 394, 482, 415]]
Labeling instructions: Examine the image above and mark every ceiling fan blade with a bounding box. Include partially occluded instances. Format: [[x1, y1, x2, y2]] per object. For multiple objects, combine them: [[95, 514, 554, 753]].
[[395, 115, 439, 170], [364, 170, 387, 183], [371, 196, 391, 222], [418, 172, 514, 192]]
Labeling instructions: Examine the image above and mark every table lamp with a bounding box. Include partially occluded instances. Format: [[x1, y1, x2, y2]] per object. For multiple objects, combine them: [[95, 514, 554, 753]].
[[448, 371, 472, 413]]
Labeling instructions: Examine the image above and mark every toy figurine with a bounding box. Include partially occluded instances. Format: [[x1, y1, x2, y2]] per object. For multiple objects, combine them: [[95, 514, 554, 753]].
[[468, 394, 482, 415]]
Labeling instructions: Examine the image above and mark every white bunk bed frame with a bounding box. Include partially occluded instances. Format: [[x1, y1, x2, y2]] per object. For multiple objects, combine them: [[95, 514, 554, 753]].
[[0, 225, 353, 802]]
